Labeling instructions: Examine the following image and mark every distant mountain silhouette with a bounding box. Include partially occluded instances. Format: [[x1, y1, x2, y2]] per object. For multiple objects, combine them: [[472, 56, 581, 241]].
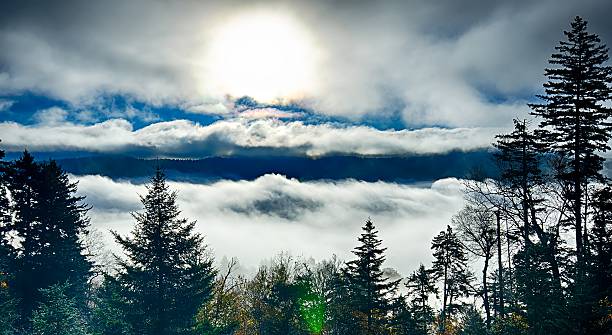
[[53, 151, 498, 183]]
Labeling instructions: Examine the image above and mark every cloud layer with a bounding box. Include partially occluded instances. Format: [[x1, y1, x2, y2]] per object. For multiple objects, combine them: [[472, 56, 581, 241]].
[[75, 174, 466, 276], [1, 0, 610, 127], [0, 117, 498, 157]]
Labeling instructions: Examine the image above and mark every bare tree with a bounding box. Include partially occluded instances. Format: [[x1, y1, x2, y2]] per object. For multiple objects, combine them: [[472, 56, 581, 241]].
[[452, 203, 496, 329]]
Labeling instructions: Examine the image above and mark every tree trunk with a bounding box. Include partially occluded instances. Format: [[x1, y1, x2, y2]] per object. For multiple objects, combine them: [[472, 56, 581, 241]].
[[522, 122, 531, 246], [574, 84, 583, 263], [441, 263, 448, 334], [505, 217, 514, 303], [483, 255, 491, 329], [529, 206, 562, 292], [495, 210, 505, 318]]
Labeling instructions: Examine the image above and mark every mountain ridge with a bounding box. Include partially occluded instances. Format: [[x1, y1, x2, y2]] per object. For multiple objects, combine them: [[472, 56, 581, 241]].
[[48, 150, 498, 183]]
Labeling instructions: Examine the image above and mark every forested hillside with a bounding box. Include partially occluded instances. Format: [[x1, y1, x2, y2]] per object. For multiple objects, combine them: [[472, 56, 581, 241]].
[[52, 151, 497, 182]]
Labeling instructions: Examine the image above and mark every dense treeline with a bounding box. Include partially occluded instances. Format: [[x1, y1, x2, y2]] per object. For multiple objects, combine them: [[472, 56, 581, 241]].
[[52, 151, 497, 183], [0, 16, 611, 335]]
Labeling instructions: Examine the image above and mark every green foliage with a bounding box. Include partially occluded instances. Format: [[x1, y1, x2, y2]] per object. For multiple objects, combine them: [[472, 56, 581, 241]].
[[195, 260, 243, 335], [514, 243, 566, 334], [530, 16, 612, 180], [113, 168, 215, 335], [493, 119, 545, 244], [2, 15, 612, 334], [298, 290, 326, 334], [324, 266, 356, 335], [458, 305, 487, 335], [431, 225, 472, 331], [578, 185, 612, 334], [590, 186, 612, 301], [530, 16, 612, 260], [0, 145, 18, 335], [388, 296, 420, 335], [343, 219, 400, 335], [244, 256, 314, 335], [0, 246, 18, 335], [31, 283, 89, 335], [405, 264, 437, 334], [90, 275, 132, 335], [1, 151, 92, 327], [490, 313, 529, 335], [494, 119, 545, 191]]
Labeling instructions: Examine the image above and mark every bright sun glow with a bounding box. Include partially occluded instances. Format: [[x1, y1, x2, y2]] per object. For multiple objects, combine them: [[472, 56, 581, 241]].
[[205, 11, 319, 102]]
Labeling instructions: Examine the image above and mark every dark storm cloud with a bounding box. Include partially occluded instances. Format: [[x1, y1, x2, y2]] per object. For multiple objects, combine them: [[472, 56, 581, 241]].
[[0, 0, 611, 127]]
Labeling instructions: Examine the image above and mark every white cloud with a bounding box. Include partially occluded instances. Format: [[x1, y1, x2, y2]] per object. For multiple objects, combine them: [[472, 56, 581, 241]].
[[238, 108, 300, 120], [32, 107, 69, 125], [1, 0, 609, 127], [0, 118, 498, 156], [74, 173, 466, 276], [0, 99, 14, 112], [182, 101, 231, 115], [0, 119, 136, 152]]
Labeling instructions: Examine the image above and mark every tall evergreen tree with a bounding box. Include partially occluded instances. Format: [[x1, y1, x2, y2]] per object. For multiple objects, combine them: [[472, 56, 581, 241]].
[[1, 152, 92, 328], [113, 168, 215, 335], [343, 219, 399, 335], [494, 119, 545, 245], [529, 16, 612, 261], [431, 225, 472, 334], [405, 264, 437, 335]]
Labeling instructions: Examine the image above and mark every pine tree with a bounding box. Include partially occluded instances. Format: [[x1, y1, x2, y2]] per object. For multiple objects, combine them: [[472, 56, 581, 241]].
[[31, 283, 89, 335], [113, 168, 215, 335], [493, 119, 567, 315], [529, 16, 612, 261], [343, 219, 399, 335], [494, 119, 545, 245], [2, 152, 92, 328], [405, 264, 437, 335], [431, 225, 472, 334]]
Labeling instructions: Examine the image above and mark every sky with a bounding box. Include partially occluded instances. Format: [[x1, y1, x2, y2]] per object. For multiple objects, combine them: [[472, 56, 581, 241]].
[[1, 0, 611, 275]]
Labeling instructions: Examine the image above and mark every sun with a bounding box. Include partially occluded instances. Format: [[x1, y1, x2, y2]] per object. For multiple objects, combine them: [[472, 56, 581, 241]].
[[205, 10, 319, 102]]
